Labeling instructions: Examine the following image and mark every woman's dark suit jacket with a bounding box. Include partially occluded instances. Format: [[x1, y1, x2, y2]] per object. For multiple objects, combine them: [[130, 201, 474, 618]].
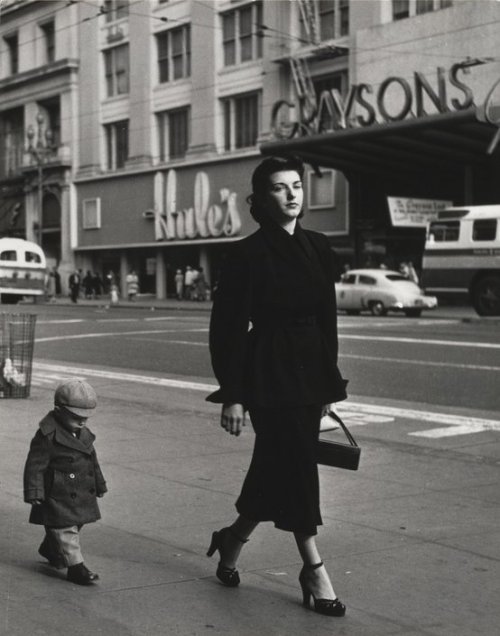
[[207, 219, 347, 408]]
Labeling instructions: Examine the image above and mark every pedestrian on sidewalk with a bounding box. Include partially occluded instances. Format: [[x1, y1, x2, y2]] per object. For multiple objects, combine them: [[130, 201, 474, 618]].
[[207, 156, 349, 617], [68, 270, 80, 303], [126, 269, 139, 301], [174, 268, 184, 300], [83, 270, 94, 299], [23, 379, 107, 585]]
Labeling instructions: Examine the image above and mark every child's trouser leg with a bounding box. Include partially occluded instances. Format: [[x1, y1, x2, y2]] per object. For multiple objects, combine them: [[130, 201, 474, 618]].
[[46, 526, 83, 567], [39, 529, 66, 568]]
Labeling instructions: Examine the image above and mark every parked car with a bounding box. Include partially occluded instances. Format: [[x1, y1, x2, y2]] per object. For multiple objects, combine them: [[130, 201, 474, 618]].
[[336, 269, 438, 317]]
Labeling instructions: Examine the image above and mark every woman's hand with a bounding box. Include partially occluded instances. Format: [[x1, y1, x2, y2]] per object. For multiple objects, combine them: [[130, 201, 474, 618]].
[[221, 403, 246, 436]]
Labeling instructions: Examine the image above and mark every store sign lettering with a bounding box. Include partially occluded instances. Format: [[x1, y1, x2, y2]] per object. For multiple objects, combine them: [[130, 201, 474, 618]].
[[154, 169, 242, 241], [271, 63, 475, 139]]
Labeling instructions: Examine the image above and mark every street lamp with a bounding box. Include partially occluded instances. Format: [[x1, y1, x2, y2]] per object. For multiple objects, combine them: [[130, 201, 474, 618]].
[[26, 112, 54, 247]]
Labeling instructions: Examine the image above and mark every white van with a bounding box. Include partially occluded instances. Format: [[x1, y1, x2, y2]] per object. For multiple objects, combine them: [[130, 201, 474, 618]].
[[0, 237, 47, 304], [422, 206, 500, 316]]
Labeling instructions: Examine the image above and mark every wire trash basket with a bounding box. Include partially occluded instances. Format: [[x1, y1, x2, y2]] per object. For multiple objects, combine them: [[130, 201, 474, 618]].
[[0, 313, 37, 399]]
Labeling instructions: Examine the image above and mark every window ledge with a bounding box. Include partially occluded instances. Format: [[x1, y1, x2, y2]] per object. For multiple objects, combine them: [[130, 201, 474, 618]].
[[153, 78, 191, 91], [218, 59, 263, 75]]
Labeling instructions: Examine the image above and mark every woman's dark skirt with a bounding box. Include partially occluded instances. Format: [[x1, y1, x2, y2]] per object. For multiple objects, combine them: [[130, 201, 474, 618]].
[[235, 404, 323, 536]]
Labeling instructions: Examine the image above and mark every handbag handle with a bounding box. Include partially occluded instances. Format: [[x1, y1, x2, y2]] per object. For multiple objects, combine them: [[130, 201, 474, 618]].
[[326, 410, 358, 448]]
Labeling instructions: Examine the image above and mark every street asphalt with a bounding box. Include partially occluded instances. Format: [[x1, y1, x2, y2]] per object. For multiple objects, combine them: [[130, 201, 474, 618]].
[[17, 292, 500, 321], [0, 296, 499, 635]]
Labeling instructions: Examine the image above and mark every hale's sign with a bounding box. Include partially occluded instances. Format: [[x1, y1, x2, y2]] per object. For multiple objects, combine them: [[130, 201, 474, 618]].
[[153, 169, 242, 241], [387, 197, 453, 228]]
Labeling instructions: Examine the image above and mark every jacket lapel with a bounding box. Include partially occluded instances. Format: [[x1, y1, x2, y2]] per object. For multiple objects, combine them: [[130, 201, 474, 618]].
[[54, 422, 94, 455]]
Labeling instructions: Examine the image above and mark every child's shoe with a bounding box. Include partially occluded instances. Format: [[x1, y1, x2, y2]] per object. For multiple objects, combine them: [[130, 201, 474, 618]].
[[67, 563, 99, 585], [38, 539, 65, 570]]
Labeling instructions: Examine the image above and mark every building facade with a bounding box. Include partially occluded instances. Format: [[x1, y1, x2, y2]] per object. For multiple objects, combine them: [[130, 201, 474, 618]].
[[0, 0, 80, 288], [1, 0, 499, 297]]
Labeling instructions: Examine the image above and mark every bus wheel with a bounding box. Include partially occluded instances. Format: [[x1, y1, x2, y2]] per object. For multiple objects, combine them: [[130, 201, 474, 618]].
[[370, 301, 387, 316], [471, 275, 500, 316]]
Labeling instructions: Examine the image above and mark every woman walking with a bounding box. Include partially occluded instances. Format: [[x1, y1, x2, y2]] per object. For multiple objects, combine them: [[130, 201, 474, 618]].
[[207, 156, 348, 617]]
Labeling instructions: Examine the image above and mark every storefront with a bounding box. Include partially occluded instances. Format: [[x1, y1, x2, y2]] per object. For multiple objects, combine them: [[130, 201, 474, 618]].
[[263, 61, 500, 274], [75, 153, 349, 298]]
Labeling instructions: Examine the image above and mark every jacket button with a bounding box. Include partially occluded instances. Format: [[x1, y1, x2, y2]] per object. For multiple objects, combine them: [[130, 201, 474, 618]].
[[89, 488, 95, 494], [69, 473, 75, 479], [70, 493, 77, 499]]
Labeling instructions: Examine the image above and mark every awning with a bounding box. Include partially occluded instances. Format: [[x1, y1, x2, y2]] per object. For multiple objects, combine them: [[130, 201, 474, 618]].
[[260, 107, 500, 177]]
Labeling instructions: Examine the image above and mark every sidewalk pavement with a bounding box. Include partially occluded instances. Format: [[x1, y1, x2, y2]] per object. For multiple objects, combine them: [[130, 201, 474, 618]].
[[1, 362, 499, 635]]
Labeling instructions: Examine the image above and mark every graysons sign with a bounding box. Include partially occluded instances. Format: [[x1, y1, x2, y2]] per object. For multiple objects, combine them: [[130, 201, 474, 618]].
[[153, 169, 242, 241], [272, 62, 475, 139]]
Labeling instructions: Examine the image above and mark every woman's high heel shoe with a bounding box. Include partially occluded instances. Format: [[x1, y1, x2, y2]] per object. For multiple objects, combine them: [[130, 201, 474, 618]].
[[207, 527, 249, 587], [299, 561, 346, 617]]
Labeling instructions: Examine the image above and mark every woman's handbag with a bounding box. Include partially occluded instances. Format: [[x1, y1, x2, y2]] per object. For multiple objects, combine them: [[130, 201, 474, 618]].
[[317, 410, 361, 470]]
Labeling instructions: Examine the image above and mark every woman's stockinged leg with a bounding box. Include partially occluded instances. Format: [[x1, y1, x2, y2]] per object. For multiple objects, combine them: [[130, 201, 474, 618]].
[[221, 516, 259, 568], [294, 532, 337, 600]]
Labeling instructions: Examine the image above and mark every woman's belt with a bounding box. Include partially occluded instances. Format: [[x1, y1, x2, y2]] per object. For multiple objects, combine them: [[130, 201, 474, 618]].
[[251, 315, 317, 329]]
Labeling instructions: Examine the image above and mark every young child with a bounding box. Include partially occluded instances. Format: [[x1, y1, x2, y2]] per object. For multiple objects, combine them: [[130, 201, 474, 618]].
[[23, 379, 107, 585]]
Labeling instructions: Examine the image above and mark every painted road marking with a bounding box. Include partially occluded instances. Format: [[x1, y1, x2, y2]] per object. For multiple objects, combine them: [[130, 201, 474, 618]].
[[31, 362, 500, 438], [34, 328, 209, 343], [34, 324, 497, 351], [339, 334, 500, 349], [33, 362, 216, 392], [37, 319, 85, 324], [341, 353, 500, 372], [70, 334, 497, 373]]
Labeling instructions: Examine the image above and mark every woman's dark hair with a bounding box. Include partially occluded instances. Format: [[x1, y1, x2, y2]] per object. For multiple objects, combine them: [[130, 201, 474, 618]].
[[247, 156, 305, 224]]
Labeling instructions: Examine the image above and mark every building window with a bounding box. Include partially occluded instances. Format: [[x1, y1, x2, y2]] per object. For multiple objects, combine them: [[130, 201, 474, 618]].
[[4, 32, 19, 75], [40, 21, 55, 63], [82, 199, 101, 229], [221, 1, 263, 66], [313, 72, 348, 131], [105, 120, 129, 169], [157, 107, 190, 160], [393, 0, 410, 19], [104, 0, 129, 22], [222, 92, 259, 151], [0, 108, 24, 178], [416, 0, 434, 14], [156, 25, 191, 83], [393, 0, 452, 20], [104, 44, 129, 96], [308, 169, 336, 210], [299, 0, 349, 43]]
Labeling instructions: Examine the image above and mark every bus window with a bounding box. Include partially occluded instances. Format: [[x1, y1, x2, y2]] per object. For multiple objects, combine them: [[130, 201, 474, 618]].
[[428, 221, 460, 242], [25, 251, 42, 263], [472, 219, 497, 241], [0, 250, 17, 261]]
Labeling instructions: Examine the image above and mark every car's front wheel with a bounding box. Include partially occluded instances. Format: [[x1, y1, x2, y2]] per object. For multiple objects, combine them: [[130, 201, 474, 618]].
[[370, 301, 387, 316]]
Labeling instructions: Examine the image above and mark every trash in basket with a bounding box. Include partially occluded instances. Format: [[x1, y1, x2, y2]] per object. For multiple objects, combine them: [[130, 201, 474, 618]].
[[0, 313, 37, 398]]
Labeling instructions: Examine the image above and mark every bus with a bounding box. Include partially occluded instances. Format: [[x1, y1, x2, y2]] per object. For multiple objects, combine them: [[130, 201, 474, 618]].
[[0, 237, 47, 304], [422, 206, 500, 316]]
